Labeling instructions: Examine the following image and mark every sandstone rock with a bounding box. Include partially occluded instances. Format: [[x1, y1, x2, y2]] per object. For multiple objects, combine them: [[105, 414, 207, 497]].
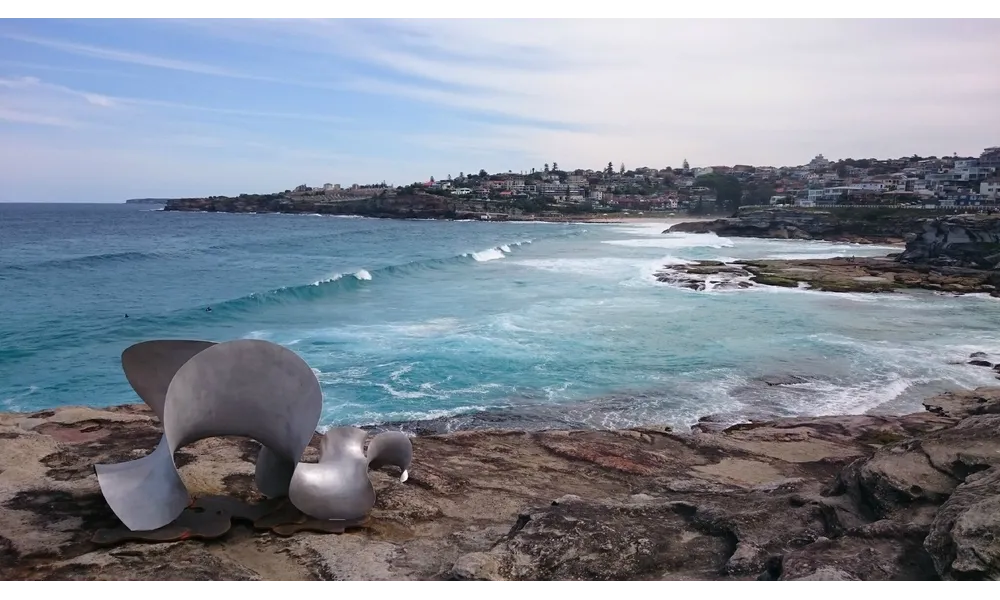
[[924, 467, 1000, 580], [4, 388, 1000, 580], [669, 208, 926, 245], [668, 212, 1000, 298], [899, 215, 1000, 270]]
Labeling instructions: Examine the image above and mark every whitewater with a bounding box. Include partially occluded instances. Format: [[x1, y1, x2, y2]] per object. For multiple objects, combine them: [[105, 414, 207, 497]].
[[2, 203, 999, 432]]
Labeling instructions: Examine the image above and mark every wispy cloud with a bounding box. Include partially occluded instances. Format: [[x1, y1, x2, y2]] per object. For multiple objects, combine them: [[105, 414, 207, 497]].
[[0, 107, 81, 127], [3, 32, 346, 91], [0, 76, 116, 129], [198, 19, 1000, 167], [0, 58, 140, 77], [4, 33, 253, 79], [2, 19, 999, 203], [117, 96, 352, 124]]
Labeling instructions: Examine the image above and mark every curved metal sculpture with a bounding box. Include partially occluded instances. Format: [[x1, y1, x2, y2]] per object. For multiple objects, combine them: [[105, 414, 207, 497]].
[[95, 338, 413, 533], [290, 428, 412, 521]]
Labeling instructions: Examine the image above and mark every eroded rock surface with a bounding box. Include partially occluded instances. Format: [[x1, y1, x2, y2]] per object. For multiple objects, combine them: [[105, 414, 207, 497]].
[[2, 387, 1000, 580], [667, 208, 922, 245], [665, 211, 1000, 297], [899, 214, 1000, 270], [655, 257, 1000, 296]]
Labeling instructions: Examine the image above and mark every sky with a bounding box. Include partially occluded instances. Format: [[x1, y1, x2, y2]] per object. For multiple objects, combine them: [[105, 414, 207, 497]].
[[1, 19, 999, 203]]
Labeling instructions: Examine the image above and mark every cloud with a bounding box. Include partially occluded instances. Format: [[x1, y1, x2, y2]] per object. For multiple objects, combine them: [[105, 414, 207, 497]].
[[0, 76, 116, 128], [115, 97, 352, 124], [4, 33, 253, 79], [0, 75, 351, 136], [198, 19, 1000, 167], [3, 19, 1000, 202], [0, 58, 145, 77], [3, 32, 344, 91], [0, 73, 428, 200]]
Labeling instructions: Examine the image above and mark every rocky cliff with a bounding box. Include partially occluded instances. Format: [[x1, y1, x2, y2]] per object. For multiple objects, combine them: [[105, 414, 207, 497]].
[[668, 208, 929, 245], [124, 198, 172, 205], [898, 214, 1000, 270], [164, 194, 462, 220], [3, 386, 1000, 580]]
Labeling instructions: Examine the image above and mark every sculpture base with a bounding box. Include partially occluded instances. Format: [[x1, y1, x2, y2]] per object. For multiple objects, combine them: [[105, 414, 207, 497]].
[[92, 495, 367, 546]]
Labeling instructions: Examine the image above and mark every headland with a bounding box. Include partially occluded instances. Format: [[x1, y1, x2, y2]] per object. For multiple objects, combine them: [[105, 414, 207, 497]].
[[153, 147, 1000, 222]]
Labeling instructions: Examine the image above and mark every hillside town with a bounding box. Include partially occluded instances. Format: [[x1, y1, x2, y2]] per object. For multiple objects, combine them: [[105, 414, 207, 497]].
[[284, 147, 1000, 212], [165, 147, 1000, 219]]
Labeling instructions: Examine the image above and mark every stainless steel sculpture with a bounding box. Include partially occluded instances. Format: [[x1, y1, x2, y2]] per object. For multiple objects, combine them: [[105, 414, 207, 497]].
[[290, 427, 412, 521], [95, 338, 413, 533]]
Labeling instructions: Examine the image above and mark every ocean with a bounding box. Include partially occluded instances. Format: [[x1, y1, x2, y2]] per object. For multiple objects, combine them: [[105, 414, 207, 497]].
[[2, 202, 999, 432]]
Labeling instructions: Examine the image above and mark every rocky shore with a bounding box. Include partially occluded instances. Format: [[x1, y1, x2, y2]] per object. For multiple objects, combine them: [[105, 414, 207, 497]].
[[2, 386, 1000, 581], [667, 207, 982, 245], [660, 211, 1000, 296], [161, 193, 668, 223], [656, 257, 1000, 296]]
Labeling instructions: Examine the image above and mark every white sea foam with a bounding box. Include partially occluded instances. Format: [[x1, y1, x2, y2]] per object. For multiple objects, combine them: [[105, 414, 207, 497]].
[[1, 385, 39, 409], [602, 232, 735, 249], [470, 247, 506, 262], [312, 269, 373, 285], [499, 244, 512, 253]]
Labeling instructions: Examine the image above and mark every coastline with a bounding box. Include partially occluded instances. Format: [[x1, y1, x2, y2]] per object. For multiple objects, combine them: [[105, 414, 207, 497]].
[[4, 207, 1000, 579], [655, 256, 1000, 297], [158, 207, 700, 224], [2, 385, 998, 580]]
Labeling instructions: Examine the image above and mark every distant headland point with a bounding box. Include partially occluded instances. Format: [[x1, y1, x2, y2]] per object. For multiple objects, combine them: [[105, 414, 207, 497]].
[[124, 198, 174, 205]]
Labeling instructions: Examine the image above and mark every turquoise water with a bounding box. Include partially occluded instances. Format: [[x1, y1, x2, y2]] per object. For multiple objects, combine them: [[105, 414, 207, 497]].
[[2, 203, 999, 431]]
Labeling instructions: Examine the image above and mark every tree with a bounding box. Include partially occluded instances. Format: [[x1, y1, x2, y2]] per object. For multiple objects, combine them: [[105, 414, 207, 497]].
[[430, 175, 435, 183], [552, 161, 559, 171], [606, 161, 614, 175], [447, 174, 452, 180], [745, 182, 776, 205], [544, 163, 549, 173], [479, 169, 488, 178], [696, 172, 743, 211], [682, 159, 690, 171], [620, 162, 625, 175]]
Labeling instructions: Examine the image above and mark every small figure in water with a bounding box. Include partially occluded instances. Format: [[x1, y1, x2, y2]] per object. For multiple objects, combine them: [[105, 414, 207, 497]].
[[124, 314, 129, 318], [206, 306, 212, 313]]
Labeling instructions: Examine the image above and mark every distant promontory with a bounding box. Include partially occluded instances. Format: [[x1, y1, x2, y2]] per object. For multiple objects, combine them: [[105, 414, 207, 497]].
[[124, 198, 173, 205]]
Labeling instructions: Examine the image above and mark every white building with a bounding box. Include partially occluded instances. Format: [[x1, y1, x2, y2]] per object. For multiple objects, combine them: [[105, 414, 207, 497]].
[[807, 154, 830, 170], [982, 181, 1000, 199]]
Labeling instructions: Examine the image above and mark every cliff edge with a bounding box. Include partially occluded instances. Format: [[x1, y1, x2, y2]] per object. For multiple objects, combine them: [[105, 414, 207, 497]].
[[898, 213, 1000, 270], [668, 207, 931, 245], [3, 387, 1000, 580]]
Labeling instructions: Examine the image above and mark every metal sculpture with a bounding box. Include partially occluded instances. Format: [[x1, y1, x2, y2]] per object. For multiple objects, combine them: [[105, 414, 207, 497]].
[[95, 338, 413, 534], [291, 427, 412, 521]]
